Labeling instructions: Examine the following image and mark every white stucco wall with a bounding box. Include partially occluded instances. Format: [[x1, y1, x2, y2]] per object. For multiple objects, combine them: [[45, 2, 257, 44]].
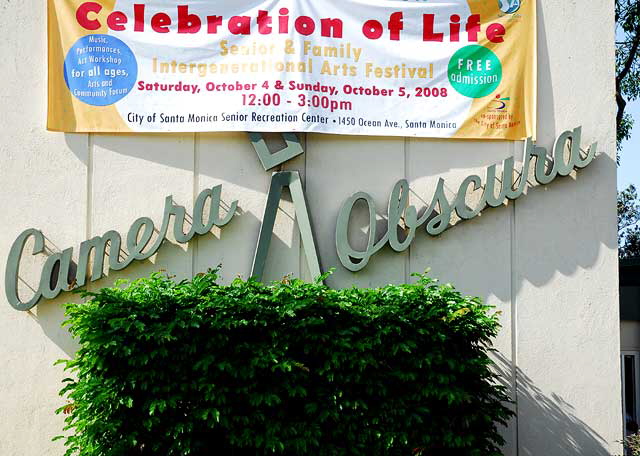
[[0, 0, 620, 455]]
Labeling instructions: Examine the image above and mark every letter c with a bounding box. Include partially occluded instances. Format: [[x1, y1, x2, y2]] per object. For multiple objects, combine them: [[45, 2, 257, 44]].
[[5, 229, 45, 311], [76, 2, 103, 30]]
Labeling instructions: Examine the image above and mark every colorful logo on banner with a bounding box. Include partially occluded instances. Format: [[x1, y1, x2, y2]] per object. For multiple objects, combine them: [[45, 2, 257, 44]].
[[498, 0, 522, 14], [63, 35, 138, 106], [47, 0, 536, 140]]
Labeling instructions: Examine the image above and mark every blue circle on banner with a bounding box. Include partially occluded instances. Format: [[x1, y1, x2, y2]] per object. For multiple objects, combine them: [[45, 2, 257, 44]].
[[64, 34, 137, 106]]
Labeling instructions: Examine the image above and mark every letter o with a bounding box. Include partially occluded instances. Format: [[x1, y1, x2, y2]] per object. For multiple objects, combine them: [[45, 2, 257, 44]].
[[336, 192, 388, 272], [362, 19, 383, 39], [294, 16, 316, 36]]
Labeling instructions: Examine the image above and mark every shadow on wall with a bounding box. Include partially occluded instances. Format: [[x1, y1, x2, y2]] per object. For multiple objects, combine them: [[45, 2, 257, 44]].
[[493, 353, 612, 456], [536, 4, 556, 141], [64, 131, 618, 293], [408, 150, 617, 301]]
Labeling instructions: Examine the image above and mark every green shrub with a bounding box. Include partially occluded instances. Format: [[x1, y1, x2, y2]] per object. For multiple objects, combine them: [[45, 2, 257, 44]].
[[56, 270, 512, 456], [621, 433, 640, 455]]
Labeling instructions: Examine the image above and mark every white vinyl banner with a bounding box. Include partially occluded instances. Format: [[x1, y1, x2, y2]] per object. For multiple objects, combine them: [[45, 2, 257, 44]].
[[48, 0, 536, 139]]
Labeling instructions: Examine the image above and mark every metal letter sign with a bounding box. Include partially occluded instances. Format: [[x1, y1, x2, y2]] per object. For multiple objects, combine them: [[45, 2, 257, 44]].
[[5, 126, 599, 311], [249, 132, 304, 171], [5, 186, 238, 311], [335, 127, 598, 271], [251, 172, 322, 282]]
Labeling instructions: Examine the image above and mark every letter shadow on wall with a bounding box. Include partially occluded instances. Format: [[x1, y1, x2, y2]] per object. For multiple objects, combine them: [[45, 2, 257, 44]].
[[493, 353, 610, 456], [318, 139, 617, 306]]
